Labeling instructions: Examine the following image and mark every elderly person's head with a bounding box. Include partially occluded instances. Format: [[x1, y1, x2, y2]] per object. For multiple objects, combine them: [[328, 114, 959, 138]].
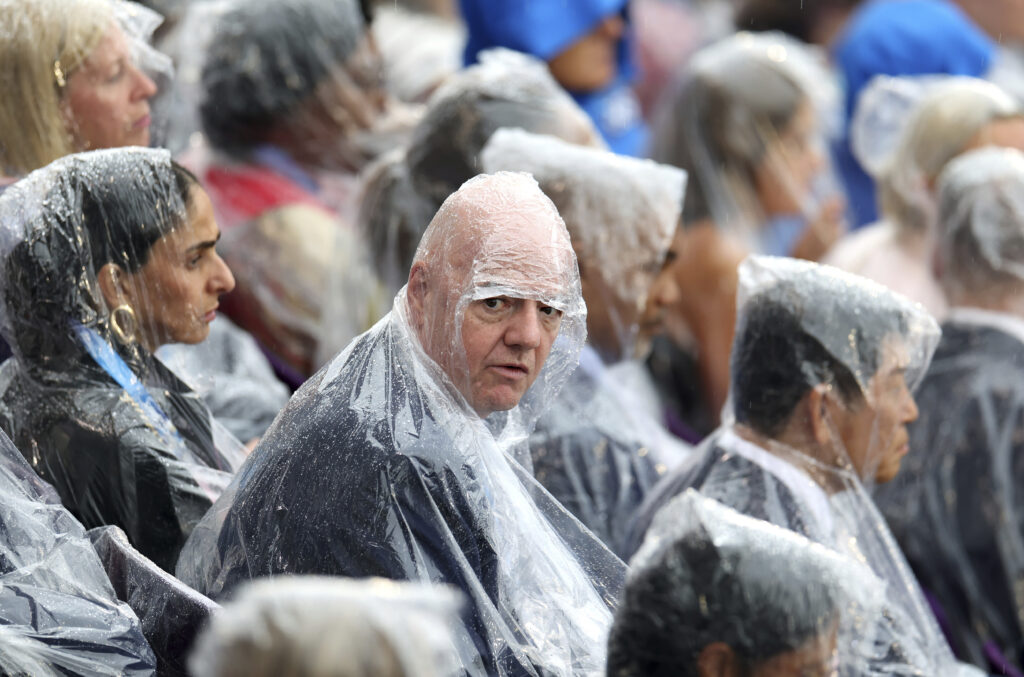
[[189, 577, 462, 677], [481, 128, 683, 363], [200, 0, 386, 172], [729, 257, 939, 485], [405, 172, 582, 418], [935, 147, 1024, 312], [0, 0, 159, 176], [879, 78, 1024, 237], [0, 148, 235, 370]]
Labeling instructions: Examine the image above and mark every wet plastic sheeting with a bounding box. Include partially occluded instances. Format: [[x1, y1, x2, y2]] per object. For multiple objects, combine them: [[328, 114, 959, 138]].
[[626, 257, 982, 675], [90, 525, 218, 677], [157, 316, 290, 443], [0, 428, 155, 675], [609, 490, 886, 677], [0, 148, 246, 572], [178, 173, 625, 676]]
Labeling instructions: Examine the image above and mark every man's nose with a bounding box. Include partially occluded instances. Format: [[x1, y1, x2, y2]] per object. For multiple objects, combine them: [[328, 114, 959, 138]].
[[903, 391, 919, 424], [504, 302, 543, 349]]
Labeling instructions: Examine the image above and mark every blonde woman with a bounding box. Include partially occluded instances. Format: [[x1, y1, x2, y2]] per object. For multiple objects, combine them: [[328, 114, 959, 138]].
[[0, 0, 161, 178]]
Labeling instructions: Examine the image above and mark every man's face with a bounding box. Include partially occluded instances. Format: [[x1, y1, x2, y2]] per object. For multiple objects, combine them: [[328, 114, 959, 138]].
[[460, 296, 563, 417], [832, 343, 919, 484]]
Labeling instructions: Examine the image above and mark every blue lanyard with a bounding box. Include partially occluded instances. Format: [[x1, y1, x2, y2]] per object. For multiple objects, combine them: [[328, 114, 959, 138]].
[[71, 322, 189, 456]]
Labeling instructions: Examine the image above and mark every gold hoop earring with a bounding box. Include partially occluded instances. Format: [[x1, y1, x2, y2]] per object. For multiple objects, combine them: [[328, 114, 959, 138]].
[[110, 305, 137, 345]]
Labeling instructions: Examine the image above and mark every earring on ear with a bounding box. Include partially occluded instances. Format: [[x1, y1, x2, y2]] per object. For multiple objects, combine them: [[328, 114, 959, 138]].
[[110, 304, 137, 345]]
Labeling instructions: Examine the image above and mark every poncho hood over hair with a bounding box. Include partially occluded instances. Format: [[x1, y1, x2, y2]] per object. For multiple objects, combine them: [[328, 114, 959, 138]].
[[176, 172, 626, 675]]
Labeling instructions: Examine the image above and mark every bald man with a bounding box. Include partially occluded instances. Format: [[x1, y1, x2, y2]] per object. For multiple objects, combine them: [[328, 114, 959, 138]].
[[177, 173, 624, 677]]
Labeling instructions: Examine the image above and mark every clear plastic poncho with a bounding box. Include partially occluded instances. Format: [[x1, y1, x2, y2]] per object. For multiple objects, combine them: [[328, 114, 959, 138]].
[[176, 173, 626, 676], [0, 147, 246, 572], [873, 147, 1024, 671], [828, 76, 1022, 318], [650, 31, 843, 259], [481, 128, 691, 555], [358, 48, 604, 298], [626, 256, 982, 676], [609, 489, 888, 677], [89, 525, 219, 677], [189, 577, 464, 677], [0, 428, 156, 675], [157, 315, 291, 443]]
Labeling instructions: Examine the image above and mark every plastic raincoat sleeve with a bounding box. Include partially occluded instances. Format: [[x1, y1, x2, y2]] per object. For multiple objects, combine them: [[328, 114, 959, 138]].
[[157, 315, 290, 442], [0, 429, 155, 675], [873, 147, 1024, 670], [0, 148, 246, 573], [177, 172, 626, 677], [189, 577, 464, 677], [480, 128, 689, 555]]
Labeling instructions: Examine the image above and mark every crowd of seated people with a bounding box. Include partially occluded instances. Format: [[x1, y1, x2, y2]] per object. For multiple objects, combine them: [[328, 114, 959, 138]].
[[0, 0, 1023, 674]]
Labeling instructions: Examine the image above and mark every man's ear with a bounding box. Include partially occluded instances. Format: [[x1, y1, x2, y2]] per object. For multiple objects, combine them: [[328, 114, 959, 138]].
[[807, 383, 834, 447], [406, 262, 428, 330], [96, 262, 127, 310], [696, 642, 746, 677]]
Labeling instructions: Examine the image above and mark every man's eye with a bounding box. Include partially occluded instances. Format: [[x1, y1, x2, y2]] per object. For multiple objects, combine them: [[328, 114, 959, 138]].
[[540, 306, 561, 317], [483, 298, 504, 310]]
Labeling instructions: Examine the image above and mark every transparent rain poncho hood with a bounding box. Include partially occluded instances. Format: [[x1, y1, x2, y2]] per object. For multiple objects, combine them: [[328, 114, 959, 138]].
[[624, 257, 983, 675], [609, 489, 887, 677], [649, 31, 840, 255], [0, 0, 171, 177], [873, 147, 1024, 671], [0, 428, 156, 675], [481, 128, 690, 554], [190, 577, 464, 677], [176, 173, 626, 676], [359, 48, 604, 297], [0, 147, 245, 571]]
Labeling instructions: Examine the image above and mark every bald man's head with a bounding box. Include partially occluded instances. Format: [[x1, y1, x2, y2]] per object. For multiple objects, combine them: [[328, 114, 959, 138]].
[[405, 172, 581, 416]]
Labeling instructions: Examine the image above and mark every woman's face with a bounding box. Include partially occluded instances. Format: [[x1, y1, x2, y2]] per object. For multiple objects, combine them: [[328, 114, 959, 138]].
[[124, 186, 235, 349], [753, 100, 823, 217], [63, 24, 158, 151]]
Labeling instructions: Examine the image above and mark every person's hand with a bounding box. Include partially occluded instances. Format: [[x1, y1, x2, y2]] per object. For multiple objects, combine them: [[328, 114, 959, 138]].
[[790, 196, 845, 261]]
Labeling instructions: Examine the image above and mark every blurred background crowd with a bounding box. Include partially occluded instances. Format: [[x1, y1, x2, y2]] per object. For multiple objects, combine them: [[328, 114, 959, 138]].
[[1, 0, 1024, 674]]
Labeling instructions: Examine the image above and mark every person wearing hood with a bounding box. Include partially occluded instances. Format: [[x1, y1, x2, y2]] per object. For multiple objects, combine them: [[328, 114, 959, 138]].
[[625, 256, 981, 675], [457, 0, 647, 156], [481, 128, 690, 555], [189, 577, 464, 677], [0, 0, 290, 445], [0, 426, 156, 675], [873, 147, 1024, 673], [0, 148, 247, 573], [176, 173, 625, 676], [608, 490, 886, 677], [354, 48, 604, 306], [190, 0, 401, 381]]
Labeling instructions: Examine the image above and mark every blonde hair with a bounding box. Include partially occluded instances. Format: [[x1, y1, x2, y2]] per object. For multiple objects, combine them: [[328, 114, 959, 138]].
[[879, 79, 1022, 235], [0, 0, 113, 175]]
